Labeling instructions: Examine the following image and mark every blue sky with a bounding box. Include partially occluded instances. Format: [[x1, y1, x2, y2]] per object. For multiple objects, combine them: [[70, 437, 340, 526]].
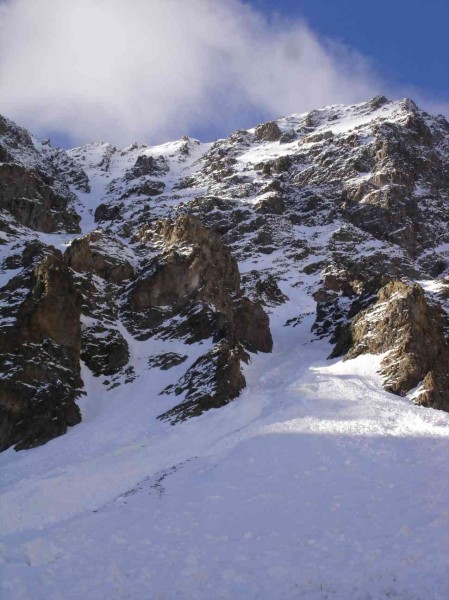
[[0, 0, 447, 148], [250, 0, 449, 98]]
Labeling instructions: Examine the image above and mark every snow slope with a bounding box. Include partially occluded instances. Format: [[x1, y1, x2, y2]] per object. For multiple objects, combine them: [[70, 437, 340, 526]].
[[1, 278, 449, 599]]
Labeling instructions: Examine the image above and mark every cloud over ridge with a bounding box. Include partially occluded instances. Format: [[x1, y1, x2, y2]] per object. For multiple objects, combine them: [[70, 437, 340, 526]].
[[0, 0, 391, 145]]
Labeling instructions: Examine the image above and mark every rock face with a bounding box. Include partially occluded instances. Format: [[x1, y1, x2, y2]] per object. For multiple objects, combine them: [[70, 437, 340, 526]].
[[0, 115, 83, 235], [255, 121, 282, 142], [130, 215, 240, 312], [159, 342, 247, 422], [65, 230, 135, 284], [2, 95, 449, 451], [337, 281, 449, 410], [128, 215, 272, 422], [0, 244, 82, 450], [0, 163, 80, 233], [66, 231, 135, 383]]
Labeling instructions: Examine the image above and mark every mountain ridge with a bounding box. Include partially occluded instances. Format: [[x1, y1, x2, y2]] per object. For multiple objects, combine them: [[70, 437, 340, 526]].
[[1, 96, 449, 599], [1, 95, 449, 450]]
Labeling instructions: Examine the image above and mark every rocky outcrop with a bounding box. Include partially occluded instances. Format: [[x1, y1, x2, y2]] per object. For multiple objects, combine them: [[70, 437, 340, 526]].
[[125, 155, 169, 180], [94, 202, 123, 223], [0, 114, 84, 234], [0, 244, 82, 451], [130, 215, 240, 313], [65, 231, 134, 382], [255, 121, 282, 142], [159, 342, 247, 423], [127, 215, 272, 422], [65, 230, 135, 284], [120, 179, 165, 199], [335, 280, 449, 410], [0, 163, 81, 233]]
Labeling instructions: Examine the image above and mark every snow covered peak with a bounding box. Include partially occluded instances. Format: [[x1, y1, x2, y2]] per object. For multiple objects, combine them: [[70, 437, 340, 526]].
[[1, 97, 449, 599]]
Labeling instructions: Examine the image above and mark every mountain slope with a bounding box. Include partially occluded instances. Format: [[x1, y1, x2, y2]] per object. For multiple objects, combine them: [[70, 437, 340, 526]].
[[1, 97, 449, 598]]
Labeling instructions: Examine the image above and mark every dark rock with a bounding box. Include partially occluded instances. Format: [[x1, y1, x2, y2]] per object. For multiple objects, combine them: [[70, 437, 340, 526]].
[[254, 274, 289, 306], [255, 121, 282, 142], [279, 130, 296, 144], [148, 352, 188, 370], [255, 194, 285, 215], [233, 297, 273, 352], [65, 231, 134, 283], [158, 342, 248, 423], [0, 246, 82, 451], [0, 163, 81, 233], [94, 202, 123, 223], [125, 155, 169, 180], [121, 179, 165, 199], [81, 326, 129, 377], [370, 95, 389, 109]]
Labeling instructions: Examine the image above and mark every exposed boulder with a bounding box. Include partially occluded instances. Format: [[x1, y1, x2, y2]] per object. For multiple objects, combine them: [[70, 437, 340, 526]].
[[279, 130, 296, 144], [303, 130, 334, 144], [254, 273, 289, 307], [148, 352, 188, 371], [233, 297, 272, 352], [255, 194, 285, 215], [81, 326, 129, 377], [120, 179, 165, 199]]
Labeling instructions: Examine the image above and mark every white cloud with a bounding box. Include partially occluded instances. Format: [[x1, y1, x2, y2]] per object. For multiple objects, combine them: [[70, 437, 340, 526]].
[[0, 0, 394, 145]]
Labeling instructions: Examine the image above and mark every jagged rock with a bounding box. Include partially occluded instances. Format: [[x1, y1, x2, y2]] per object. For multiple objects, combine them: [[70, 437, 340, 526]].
[[121, 179, 165, 199], [339, 281, 449, 409], [42, 145, 90, 193], [94, 202, 123, 223], [418, 371, 449, 412], [254, 274, 289, 306], [0, 244, 82, 451], [81, 326, 129, 377], [0, 114, 85, 231], [303, 130, 334, 144], [233, 297, 272, 352], [125, 155, 169, 180], [0, 163, 81, 233], [148, 352, 188, 370], [130, 215, 240, 313], [158, 342, 247, 423], [255, 194, 285, 215], [254, 121, 282, 142], [279, 130, 296, 144], [65, 231, 134, 284]]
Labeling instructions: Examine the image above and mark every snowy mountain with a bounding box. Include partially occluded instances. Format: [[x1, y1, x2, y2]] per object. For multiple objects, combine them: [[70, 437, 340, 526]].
[[1, 97, 449, 598]]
